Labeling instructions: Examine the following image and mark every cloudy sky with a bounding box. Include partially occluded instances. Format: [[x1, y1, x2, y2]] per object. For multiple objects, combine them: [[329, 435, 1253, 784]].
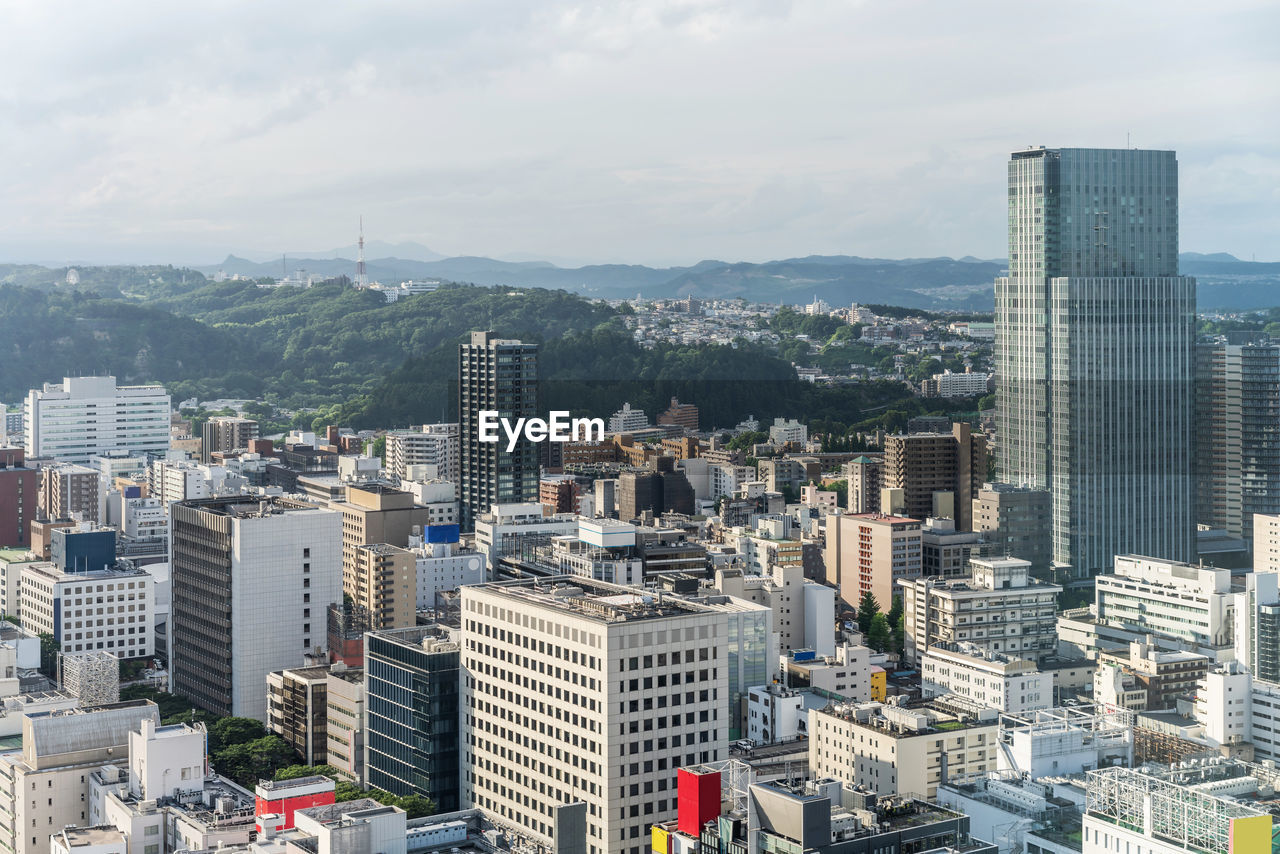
[[2, 0, 1277, 267]]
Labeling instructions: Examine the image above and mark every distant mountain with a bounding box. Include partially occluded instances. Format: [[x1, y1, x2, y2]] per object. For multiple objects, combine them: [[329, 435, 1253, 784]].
[[188, 250, 1280, 311]]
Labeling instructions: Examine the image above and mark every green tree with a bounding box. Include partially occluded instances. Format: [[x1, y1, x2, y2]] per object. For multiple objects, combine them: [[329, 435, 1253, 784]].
[[867, 613, 892, 653], [213, 735, 295, 788], [856, 592, 880, 635], [887, 595, 905, 657], [368, 434, 386, 462], [39, 633, 59, 678], [209, 717, 267, 754], [727, 431, 767, 452]]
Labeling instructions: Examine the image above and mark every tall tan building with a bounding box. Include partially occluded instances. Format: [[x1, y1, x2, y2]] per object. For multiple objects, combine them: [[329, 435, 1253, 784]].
[[883, 422, 987, 530], [334, 484, 430, 620], [824, 512, 922, 609], [349, 543, 417, 629], [843, 454, 883, 513], [38, 463, 100, 523]]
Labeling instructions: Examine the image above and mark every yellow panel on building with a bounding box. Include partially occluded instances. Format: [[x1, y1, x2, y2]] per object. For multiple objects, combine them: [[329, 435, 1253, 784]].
[[871, 666, 886, 702], [1228, 814, 1272, 854], [651, 825, 670, 854]]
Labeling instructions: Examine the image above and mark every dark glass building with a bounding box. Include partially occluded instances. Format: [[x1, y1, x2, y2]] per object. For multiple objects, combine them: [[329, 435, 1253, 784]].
[[364, 624, 460, 811]]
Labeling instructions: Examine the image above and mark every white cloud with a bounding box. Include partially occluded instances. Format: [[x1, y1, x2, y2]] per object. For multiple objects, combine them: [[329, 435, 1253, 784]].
[[0, 0, 1276, 265]]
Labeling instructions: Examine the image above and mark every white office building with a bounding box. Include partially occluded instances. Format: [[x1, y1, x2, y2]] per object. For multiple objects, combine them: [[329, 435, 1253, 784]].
[[20, 564, 155, 659], [768, 418, 808, 445], [25, 377, 170, 463], [473, 502, 578, 574], [921, 644, 1052, 713], [460, 577, 733, 854]]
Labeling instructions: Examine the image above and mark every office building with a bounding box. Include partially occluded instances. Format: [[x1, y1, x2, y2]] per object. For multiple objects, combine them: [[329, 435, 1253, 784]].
[[0, 700, 160, 854], [843, 454, 883, 513], [996, 148, 1195, 580], [266, 664, 331, 765], [38, 463, 101, 524], [900, 557, 1060, 665], [25, 376, 170, 463], [971, 482, 1052, 576], [349, 543, 417, 630], [333, 483, 430, 625], [20, 563, 155, 659], [784, 642, 880, 702], [473, 502, 578, 572], [325, 666, 364, 784], [0, 448, 36, 549], [921, 644, 1052, 713], [460, 577, 731, 853], [364, 624, 460, 811], [1233, 568, 1280, 682], [824, 512, 922, 609], [201, 416, 259, 464], [883, 423, 986, 531], [1058, 555, 1236, 662], [768, 418, 807, 445], [169, 497, 342, 720], [385, 423, 460, 482], [1195, 339, 1280, 542], [459, 332, 539, 530], [996, 705, 1134, 778], [808, 700, 999, 799], [920, 516, 981, 576], [1093, 640, 1208, 712]]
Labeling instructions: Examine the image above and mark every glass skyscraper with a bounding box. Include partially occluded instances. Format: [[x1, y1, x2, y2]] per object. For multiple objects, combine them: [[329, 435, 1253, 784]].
[[995, 147, 1196, 581]]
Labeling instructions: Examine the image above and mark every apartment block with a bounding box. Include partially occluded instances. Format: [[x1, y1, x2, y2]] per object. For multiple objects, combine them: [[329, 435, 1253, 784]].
[[824, 512, 922, 609], [0, 448, 36, 549], [883, 423, 987, 531], [385, 423, 460, 482], [201, 416, 259, 464], [38, 463, 100, 524], [267, 665, 330, 765], [324, 666, 364, 784], [901, 557, 1060, 665]]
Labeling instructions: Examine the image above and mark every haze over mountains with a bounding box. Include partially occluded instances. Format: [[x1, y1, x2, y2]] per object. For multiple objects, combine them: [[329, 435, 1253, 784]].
[[195, 249, 1280, 311]]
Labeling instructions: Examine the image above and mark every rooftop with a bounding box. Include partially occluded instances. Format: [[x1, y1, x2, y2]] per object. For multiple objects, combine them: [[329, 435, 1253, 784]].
[[472, 575, 717, 623]]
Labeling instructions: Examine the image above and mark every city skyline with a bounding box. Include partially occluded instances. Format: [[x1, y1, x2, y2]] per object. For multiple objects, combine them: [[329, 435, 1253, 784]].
[[1, 2, 1277, 267]]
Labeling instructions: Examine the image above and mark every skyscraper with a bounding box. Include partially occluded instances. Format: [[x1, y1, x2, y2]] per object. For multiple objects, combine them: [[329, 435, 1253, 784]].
[[1195, 336, 1280, 542], [995, 147, 1195, 580], [458, 331, 539, 530]]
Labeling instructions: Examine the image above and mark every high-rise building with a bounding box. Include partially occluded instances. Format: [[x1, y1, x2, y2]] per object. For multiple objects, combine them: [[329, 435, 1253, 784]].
[[460, 577, 731, 853], [363, 624, 459, 810], [459, 332, 539, 530], [25, 376, 170, 463], [169, 497, 341, 720], [1195, 338, 1280, 542], [38, 463, 101, 524], [607, 403, 648, 434], [657, 397, 699, 432], [883, 423, 986, 531], [201, 416, 259, 464], [995, 148, 1195, 580], [843, 454, 883, 513], [20, 563, 155, 659]]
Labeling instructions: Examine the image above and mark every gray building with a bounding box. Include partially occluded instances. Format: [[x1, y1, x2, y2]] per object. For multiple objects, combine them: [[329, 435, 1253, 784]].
[[459, 331, 539, 530], [995, 147, 1195, 580], [971, 481, 1052, 578], [201, 416, 258, 463], [1195, 337, 1280, 543]]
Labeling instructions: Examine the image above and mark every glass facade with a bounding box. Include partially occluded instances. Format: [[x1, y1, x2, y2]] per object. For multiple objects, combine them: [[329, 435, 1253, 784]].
[[365, 626, 461, 811], [997, 148, 1195, 579]]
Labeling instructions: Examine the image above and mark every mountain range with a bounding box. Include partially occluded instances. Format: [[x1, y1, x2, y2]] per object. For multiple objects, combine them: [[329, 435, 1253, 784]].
[[193, 250, 1280, 311]]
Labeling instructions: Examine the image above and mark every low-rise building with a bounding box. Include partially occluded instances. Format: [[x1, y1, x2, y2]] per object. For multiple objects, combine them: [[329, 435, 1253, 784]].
[[921, 644, 1052, 713], [808, 699, 999, 798], [20, 563, 155, 659]]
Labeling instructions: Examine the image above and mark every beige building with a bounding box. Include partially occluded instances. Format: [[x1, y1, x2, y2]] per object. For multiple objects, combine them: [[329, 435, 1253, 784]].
[[825, 512, 922, 609], [38, 464, 100, 524], [0, 700, 159, 854], [921, 644, 1052, 713], [460, 577, 732, 854], [348, 543, 417, 630], [808, 700, 998, 799], [325, 667, 364, 784], [200, 416, 258, 464], [900, 557, 1061, 666], [334, 484, 430, 618], [843, 455, 883, 513]]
